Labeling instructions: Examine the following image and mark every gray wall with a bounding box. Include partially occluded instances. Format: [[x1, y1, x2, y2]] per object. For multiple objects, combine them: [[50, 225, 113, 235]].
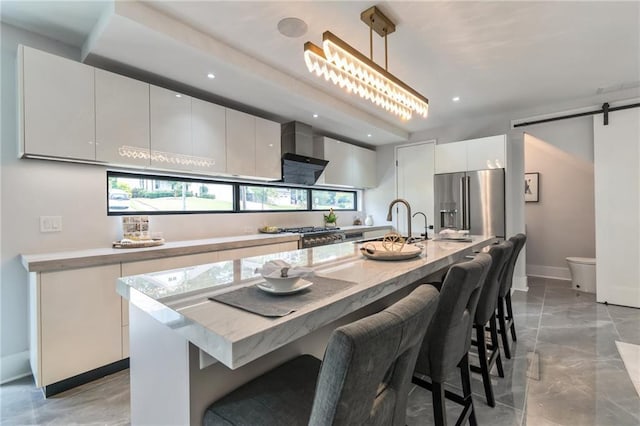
[[523, 118, 596, 279]]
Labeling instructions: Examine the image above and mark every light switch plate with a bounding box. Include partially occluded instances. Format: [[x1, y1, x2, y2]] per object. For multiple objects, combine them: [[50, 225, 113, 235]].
[[40, 216, 62, 233]]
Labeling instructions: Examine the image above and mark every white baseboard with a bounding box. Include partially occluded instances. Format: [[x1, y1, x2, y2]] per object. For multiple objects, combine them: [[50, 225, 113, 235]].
[[1, 350, 31, 384], [512, 274, 528, 292], [527, 264, 572, 281]]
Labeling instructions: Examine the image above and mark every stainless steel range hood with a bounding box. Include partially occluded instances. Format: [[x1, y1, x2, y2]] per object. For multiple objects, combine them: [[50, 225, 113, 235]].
[[281, 122, 328, 185]]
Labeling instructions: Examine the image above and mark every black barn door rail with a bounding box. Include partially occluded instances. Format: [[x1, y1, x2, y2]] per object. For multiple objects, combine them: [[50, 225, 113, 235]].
[[513, 102, 640, 128]]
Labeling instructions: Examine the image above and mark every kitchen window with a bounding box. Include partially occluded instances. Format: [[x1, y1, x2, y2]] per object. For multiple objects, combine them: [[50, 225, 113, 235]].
[[107, 171, 357, 215], [238, 185, 308, 212], [311, 190, 356, 210], [107, 172, 234, 215]]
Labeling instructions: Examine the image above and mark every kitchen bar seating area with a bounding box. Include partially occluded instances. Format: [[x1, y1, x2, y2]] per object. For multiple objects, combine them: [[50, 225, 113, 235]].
[[2, 236, 640, 425]]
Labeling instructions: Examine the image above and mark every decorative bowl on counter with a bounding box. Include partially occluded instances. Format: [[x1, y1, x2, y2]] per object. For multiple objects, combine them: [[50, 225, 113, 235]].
[[360, 241, 422, 261], [255, 260, 313, 291]]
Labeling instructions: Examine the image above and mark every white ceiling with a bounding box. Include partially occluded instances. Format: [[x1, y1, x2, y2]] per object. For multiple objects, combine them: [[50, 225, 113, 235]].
[[2, 1, 639, 145]]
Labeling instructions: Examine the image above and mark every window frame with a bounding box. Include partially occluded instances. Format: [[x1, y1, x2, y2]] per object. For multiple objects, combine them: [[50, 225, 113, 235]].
[[107, 171, 357, 216]]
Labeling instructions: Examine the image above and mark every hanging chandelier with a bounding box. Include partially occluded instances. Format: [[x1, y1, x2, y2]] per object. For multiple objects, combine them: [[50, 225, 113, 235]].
[[303, 6, 428, 120]]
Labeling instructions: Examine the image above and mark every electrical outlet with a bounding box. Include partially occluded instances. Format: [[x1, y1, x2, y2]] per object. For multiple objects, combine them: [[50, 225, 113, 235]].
[[40, 216, 62, 233]]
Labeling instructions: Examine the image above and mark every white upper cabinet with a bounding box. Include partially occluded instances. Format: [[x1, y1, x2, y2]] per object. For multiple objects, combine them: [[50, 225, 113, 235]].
[[227, 110, 281, 179], [352, 144, 376, 188], [19, 46, 280, 180], [319, 137, 376, 188], [255, 117, 281, 180], [434, 141, 467, 174], [435, 135, 506, 174], [466, 135, 506, 171], [226, 109, 256, 176], [95, 69, 150, 166], [149, 85, 192, 171], [322, 137, 351, 186], [191, 98, 226, 174], [20, 45, 95, 161]]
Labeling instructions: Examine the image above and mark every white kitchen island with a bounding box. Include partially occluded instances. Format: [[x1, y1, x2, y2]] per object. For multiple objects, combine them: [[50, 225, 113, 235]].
[[117, 236, 495, 425]]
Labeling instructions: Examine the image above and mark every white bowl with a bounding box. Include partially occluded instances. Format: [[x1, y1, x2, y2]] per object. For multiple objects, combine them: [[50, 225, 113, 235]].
[[262, 275, 302, 291]]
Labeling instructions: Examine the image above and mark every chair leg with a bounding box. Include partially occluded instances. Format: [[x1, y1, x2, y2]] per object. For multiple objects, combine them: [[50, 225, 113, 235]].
[[432, 381, 447, 426], [489, 314, 504, 378], [476, 324, 495, 407], [459, 354, 477, 426], [506, 292, 517, 342], [497, 297, 512, 359]]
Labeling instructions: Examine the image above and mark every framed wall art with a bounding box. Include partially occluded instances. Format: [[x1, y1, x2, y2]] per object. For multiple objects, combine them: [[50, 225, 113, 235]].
[[525, 172, 539, 202]]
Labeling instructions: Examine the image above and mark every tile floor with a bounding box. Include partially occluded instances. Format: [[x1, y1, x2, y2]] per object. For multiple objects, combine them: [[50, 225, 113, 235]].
[[2, 277, 639, 425]]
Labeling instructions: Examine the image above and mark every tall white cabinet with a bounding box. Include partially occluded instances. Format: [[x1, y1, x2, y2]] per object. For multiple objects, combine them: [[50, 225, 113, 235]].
[[19, 45, 96, 161], [396, 142, 435, 238]]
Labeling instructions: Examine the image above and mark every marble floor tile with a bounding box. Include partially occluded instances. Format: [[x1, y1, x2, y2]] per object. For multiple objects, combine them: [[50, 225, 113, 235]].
[[1, 370, 130, 426], [612, 318, 640, 345], [2, 276, 639, 426], [607, 304, 640, 321]]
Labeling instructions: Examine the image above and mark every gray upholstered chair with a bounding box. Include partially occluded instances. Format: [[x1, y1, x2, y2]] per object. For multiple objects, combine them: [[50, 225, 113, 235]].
[[412, 254, 492, 426], [497, 233, 526, 359], [203, 284, 440, 426], [470, 241, 513, 407]]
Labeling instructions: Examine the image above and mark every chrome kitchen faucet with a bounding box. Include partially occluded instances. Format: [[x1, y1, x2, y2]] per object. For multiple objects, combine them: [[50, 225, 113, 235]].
[[386, 199, 412, 241]]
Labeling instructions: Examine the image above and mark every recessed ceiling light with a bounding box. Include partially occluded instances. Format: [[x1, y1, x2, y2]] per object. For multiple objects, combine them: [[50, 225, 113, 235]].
[[452, 96, 460, 102], [278, 17, 308, 38], [367, 134, 372, 138], [313, 114, 319, 118], [175, 94, 182, 98], [207, 73, 215, 79]]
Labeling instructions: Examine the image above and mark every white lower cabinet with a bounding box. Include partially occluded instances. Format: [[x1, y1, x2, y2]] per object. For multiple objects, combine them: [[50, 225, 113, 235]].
[[121, 252, 220, 276], [30, 241, 299, 390], [217, 242, 297, 261], [34, 264, 122, 387]]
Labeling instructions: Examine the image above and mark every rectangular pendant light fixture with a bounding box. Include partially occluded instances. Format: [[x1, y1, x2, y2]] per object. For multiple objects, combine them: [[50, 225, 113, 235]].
[[304, 7, 428, 120]]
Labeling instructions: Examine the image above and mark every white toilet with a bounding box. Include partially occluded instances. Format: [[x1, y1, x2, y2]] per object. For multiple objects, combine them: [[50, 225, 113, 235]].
[[566, 257, 596, 293]]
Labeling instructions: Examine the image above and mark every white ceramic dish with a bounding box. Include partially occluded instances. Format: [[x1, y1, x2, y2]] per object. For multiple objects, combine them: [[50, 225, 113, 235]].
[[262, 275, 303, 291], [360, 241, 422, 261], [256, 279, 313, 295]]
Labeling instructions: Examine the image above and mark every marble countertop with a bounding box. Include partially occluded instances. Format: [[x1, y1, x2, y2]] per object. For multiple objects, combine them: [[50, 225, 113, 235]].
[[21, 233, 300, 272], [20, 224, 392, 273], [117, 235, 496, 369]]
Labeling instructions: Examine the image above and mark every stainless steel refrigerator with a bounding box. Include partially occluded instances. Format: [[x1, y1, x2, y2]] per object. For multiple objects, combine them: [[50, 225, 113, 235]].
[[434, 169, 505, 238]]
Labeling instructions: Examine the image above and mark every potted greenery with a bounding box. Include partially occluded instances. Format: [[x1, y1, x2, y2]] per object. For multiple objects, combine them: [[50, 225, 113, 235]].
[[324, 208, 337, 228]]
